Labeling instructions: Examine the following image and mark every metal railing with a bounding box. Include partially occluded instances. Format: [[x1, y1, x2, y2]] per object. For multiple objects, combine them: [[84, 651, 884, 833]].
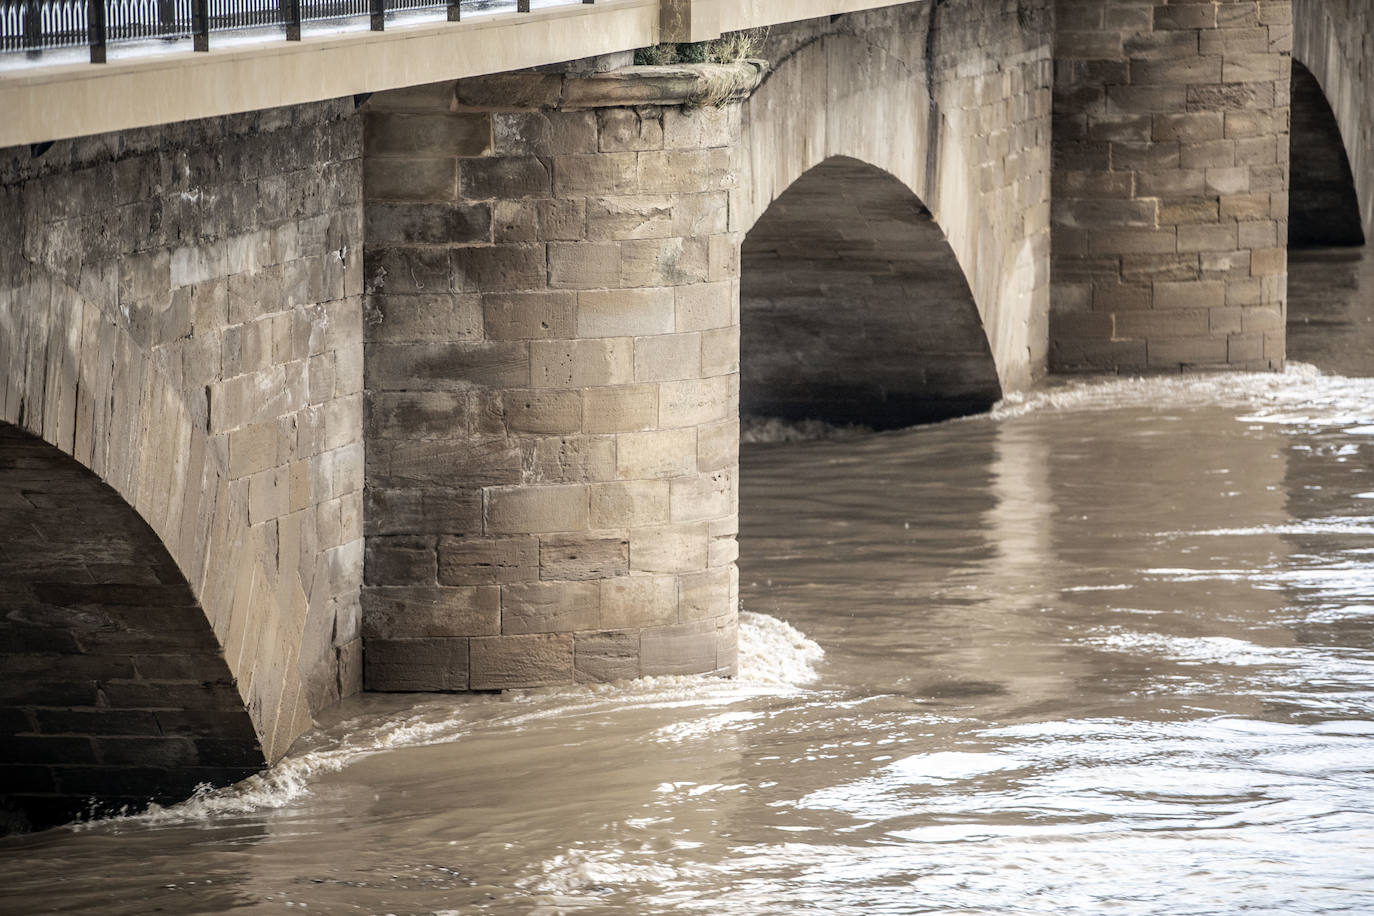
[[1, 0, 593, 63]]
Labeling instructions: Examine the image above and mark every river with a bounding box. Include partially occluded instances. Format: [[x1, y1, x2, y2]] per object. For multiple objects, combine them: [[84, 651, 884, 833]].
[[3, 246, 1374, 914]]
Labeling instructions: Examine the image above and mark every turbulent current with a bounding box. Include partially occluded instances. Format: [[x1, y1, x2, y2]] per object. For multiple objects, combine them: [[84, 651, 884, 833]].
[[5, 248, 1374, 913]]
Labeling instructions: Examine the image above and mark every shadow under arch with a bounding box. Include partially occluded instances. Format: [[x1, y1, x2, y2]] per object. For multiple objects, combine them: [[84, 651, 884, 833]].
[[1290, 60, 1365, 248], [740, 156, 1003, 430], [0, 422, 263, 833]]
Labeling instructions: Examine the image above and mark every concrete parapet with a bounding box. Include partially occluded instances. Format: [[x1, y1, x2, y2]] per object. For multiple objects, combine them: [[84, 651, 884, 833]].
[[361, 63, 756, 690]]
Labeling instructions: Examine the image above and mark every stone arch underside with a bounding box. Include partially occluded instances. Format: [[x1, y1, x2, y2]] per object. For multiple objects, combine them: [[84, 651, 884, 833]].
[[737, 4, 1054, 397], [1289, 60, 1365, 248], [740, 156, 1001, 428], [0, 423, 262, 832], [1294, 0, 1374, 242]]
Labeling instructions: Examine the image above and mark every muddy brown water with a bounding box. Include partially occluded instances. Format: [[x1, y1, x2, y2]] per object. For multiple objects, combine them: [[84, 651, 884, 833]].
[[3, 247, 1374, 914]]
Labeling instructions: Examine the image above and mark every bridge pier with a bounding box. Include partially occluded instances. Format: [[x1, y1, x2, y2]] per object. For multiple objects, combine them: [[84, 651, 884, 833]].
[[1050, 0, 1293, 373], [360, 63, 763, 689]]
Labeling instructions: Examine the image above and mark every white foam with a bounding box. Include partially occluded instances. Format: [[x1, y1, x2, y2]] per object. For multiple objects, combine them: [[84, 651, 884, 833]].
[[88, 612, 824, 828], [737, 610, 825, 685], [740, 415, 871, 444]]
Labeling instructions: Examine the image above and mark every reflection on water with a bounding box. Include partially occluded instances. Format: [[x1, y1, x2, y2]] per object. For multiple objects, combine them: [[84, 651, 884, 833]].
[[4, 256, 1374, 912]]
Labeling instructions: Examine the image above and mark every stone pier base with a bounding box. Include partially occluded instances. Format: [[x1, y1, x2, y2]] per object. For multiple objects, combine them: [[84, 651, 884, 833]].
[[360, 63, 762, 690]]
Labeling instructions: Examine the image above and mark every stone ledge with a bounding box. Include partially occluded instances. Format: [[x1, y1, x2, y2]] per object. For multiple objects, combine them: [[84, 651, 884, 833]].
[[453, 61, 769, 112], [562, 61, 768, 110]]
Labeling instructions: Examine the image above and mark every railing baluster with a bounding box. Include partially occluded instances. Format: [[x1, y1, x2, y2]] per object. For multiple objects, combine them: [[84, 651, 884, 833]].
[[446, 0, 459, 22], [369, 0, 380, 31], [22, 0, 40, 49], [87, 0, 104, 59], [282, 0, 298, 39], [190, 0, 205, 49]]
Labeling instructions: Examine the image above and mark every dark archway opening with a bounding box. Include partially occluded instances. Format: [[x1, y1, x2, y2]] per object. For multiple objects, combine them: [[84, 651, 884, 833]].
[[740, 156, 1001, 430], [1290, 60, 1365, 248], [0, 423, 263, 834]]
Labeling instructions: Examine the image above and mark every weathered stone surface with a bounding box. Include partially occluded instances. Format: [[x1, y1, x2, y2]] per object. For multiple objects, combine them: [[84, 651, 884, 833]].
[[469, 634, 574, 689], [1, 99, 364, 827]]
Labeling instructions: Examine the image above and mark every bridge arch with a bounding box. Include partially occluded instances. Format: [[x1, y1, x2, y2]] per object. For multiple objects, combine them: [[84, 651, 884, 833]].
[[1289, 60, 1365, 248], [0, 422, 262, 832], [737, 5, 1053, 397], [740, 155, 1000, 428], [1, 101, 366, 828], [1294, 0, 1374, 243]]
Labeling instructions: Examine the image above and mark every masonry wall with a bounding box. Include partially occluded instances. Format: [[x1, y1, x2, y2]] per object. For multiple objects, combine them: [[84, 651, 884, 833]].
[[0, 100, 366, 785], [1293, 0, 1374, 241], [360, 68, 752, 690], [1050, 0, 1292, 373]]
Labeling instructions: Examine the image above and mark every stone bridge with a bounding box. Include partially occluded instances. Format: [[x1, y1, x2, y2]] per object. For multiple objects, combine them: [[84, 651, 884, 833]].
[[0, 0, 1368, 829]]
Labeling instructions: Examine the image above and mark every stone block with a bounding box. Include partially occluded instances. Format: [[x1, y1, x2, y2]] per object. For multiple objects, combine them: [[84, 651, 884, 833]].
[[590, 480, 671, 528], [1250, 247, 1285, 277], [1241, 305, 1284, 331], [482, 291, 578, 340], [363, 157, 456, 202], [486, 483, 589, 534], [470, 634, 574, 689], [621, 237, 709, 287], [1115, 308, 1209, 338], [451, 244, 547, 292], [366, 293, 483, 343], [574, 630, 640, 682], [248, 466, 289, 525], [598, 108, 664, 152], [547, 241, 622, 289], [455, 73, 564, 109], [228, 421, 278, 479], [674, 280, 733, 332], [669, 462, 736, 522], [617, 427, 697, 479], [1154, 280, 1226, 310], [437, 535, 539, 585], [1147, 336, 1228, 366], [532, 435, 618, 483], [634, 332, 702, 382], [539, 534, 630, 581], [364, 112, 491, 158], [1177, 223, 1238, 252], [583, 383, 659, 433], [1133, 57, 1223, 87], [1153, 4, 1215, 29], [364, 341, 530, 390], [659, 375, 733, 428], [361, 586, 499, 637], [640, 619, 717, 676], [585, 195, 675, 241], [599, 575, 677, 629], [365, 637, 469, 691], [493, 111, 598, 157], [578, 288, 675, 338], [366, 391, 470, 439], [552, 153, 640, 197], [629, 522, 709, 574], [530, 338, 633, 387], [371, 438, 523, 488], [678, 566, 731, 622], [637, 148, 733, 194], [502, 389, 583, 434], [501, 580, 599, 635], [1153, 112, 1226, 142], [364, 535, 436, 585], [459, 156, 552, 200]]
